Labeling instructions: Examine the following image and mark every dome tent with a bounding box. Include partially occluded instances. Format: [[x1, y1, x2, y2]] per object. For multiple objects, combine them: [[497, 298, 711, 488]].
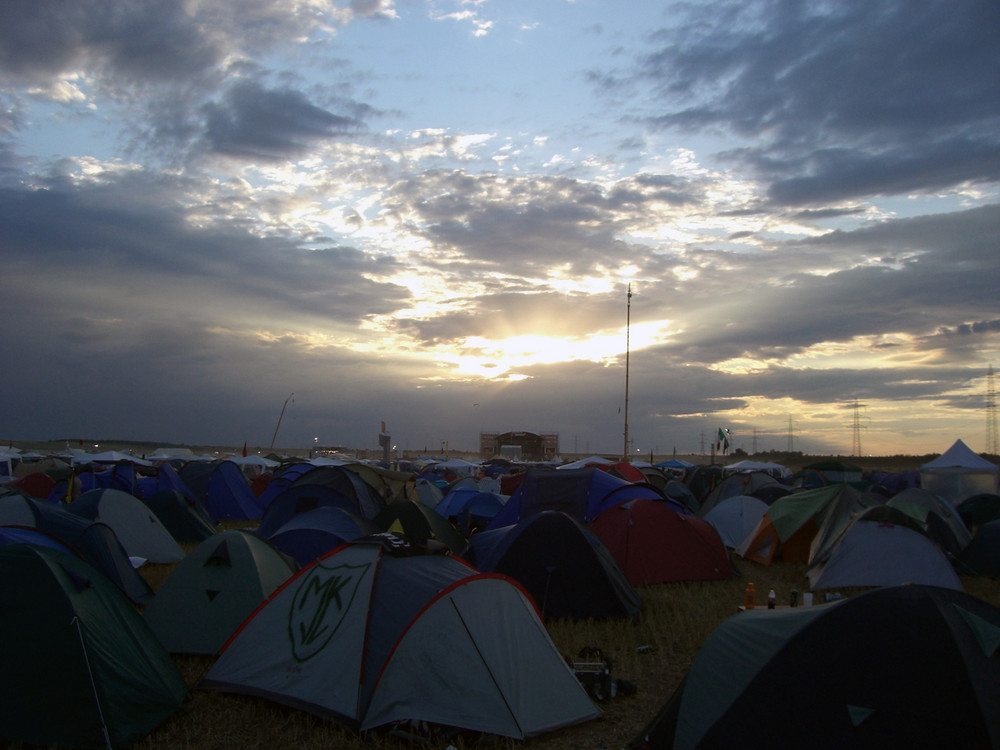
[[0, 545, 186, 748], [462, 510, 641, 621], [633, 584, 1000, 750], [202, 536, 600, 739]]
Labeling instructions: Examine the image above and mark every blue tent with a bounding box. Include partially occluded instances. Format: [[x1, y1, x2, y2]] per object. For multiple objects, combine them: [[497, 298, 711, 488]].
[[485, 467, 675, 530], [0, 495, 153, 604], [178, 460, 263, 521], [463, 511, 640, 621], [264, 506, 378, 567]]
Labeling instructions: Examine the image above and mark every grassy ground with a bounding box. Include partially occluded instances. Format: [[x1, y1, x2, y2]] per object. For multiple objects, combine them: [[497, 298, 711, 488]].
[[123, 555, 1000, 750]]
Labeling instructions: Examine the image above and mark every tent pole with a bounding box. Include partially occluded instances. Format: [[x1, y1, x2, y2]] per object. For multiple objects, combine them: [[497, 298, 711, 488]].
[[72, 616, 113, 750], [623, 284, 632, 461]]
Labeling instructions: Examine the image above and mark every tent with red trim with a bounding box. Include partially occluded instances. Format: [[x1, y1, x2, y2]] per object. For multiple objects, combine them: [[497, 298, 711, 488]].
[[201, 535, 600, 739], [591, 499, 731, 585]]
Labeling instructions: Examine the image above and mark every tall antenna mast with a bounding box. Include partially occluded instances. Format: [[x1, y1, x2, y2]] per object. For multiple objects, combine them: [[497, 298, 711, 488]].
[[623, 283, 632, 461], [987, 364, 998, 455]]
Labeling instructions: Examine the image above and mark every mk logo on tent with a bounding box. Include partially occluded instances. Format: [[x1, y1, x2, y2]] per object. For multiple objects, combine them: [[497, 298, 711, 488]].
[[288, 560, 370, 662]]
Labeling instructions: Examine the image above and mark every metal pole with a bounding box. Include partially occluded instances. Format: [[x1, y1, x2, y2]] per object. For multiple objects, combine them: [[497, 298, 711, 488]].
[[72, 616, 113, 750], [623, 284, 632, 461], [269, 392, 294, 451]]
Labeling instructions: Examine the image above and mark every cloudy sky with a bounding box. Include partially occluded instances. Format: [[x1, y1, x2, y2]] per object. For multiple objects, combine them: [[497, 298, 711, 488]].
[[2, 0, 998, 458]]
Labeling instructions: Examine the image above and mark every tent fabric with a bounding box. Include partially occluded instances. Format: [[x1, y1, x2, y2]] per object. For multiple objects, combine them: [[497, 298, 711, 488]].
[[257, 483, 372, 539], [374, 499, 468, 554], [257, 462, 316, 508], [736, 484, 874, 566], [591, 499, 731, 585], [887, 487, 973, 555], [697, 472, 785, 517], [958, 493, 1000, 529], [486, 467, 676, 531], [141, 489, 218, 543], [807, 513, 964, 590], [202, 538, 600, 738], [178, 460, 264, 521], [265, 506, 379, 567], [143, 530, 297, 655], [0, 545, 187, 748], [701, 495, 768, 549], [0, 494, 153, 604], [920, 439, 999, 506], [959, 518, 1000, 577], [632, 584, 1000, 750], [67, 488, 185, 563], [0, 524, 78, 556], [462, 511, 641, 621], [284, 465, 387, 520]]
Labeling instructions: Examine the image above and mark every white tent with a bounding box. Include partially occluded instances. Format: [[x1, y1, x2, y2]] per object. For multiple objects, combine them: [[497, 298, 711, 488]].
[[557, 455, 615, 470], [921, 439, 999, 505], [71, 450, 152, 466]]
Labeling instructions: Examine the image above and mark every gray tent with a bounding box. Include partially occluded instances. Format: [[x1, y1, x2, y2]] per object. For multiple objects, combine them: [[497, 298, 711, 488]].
[[202, 536, 600, 738], [143, 530, 297, 654], [68, 488, 185, 564], [808, 508, 963, 591]]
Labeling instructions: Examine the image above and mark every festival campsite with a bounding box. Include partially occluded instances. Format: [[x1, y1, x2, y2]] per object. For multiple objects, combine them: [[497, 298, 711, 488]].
[[0, 440, 998, 749]]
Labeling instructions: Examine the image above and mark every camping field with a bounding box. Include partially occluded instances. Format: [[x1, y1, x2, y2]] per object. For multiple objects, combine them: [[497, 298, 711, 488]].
[[5, 447, 999, 748], [124, 553, 1000, 750]]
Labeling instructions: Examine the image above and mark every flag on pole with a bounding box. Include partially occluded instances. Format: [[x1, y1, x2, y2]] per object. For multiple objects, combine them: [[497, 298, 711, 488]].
[[242, 441, 248, 457], [717, 428, 731, 454]]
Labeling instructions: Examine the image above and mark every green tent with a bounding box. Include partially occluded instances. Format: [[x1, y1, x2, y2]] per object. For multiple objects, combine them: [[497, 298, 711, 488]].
[[375, 499, 468, 553], [737, 484, 875, 565], [143, 529, 298, 655], [0, 544, 187, 748]]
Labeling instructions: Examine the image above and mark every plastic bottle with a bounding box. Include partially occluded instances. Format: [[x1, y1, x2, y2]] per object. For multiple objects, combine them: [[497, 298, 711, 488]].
[[744, 582, 756, 609], [767, 588, 776, 609]]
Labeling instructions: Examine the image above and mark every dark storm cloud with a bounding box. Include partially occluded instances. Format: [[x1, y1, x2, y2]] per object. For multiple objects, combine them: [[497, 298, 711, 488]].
[[635, 0, 1000, 205], [0, 1, 223, 85], [0, 1, 393, 88], [0, 170, 408, 328], [200, 81, 367, 160], [633, 204, 1000, 368]]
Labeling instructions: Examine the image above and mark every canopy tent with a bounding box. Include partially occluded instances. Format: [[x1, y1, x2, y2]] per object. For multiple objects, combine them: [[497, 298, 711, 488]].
[[921, 439, 999, 506]]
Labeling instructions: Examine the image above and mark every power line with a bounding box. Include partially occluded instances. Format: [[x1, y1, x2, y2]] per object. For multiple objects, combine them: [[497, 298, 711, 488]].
[[850, 399, 869, 457]]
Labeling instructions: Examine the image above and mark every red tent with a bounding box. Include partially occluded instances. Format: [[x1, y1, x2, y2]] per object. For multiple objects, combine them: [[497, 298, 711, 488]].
[[590, 499, 731, 585]]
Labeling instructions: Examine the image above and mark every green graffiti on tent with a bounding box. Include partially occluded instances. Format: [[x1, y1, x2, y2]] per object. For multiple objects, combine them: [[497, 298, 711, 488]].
[[288, 560, 370, 662]]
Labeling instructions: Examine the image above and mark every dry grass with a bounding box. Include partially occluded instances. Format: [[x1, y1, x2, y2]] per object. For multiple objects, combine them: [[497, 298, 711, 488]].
[[119, 552, 1000, 750]]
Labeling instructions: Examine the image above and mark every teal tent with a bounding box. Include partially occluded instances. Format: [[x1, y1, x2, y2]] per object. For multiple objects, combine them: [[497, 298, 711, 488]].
[[143, 530, 297, 655], [0, 545, 187, 747]]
